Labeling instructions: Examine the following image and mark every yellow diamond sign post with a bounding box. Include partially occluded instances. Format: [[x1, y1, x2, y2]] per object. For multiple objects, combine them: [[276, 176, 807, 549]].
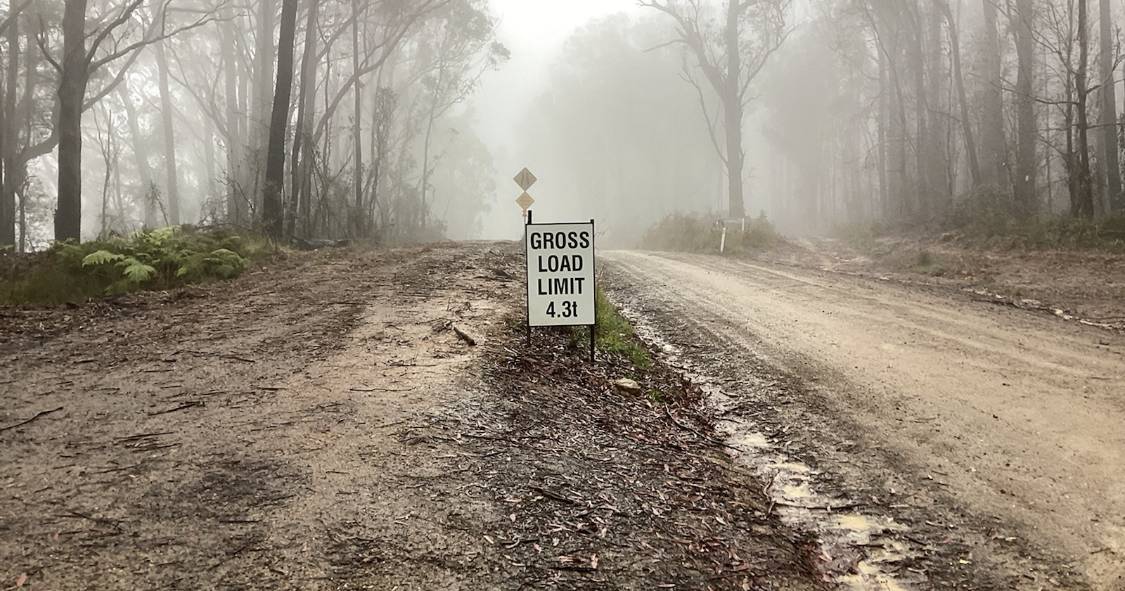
[[514, 168, 538, 223], [516, 192, 535, 211]]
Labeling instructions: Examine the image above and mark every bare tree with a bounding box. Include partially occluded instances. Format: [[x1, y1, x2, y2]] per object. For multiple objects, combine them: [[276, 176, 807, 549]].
[[1098, 0, 1121, 212], [1013, 0, 1039, 217], [642, 0, 791, 219], [261, 0, 299, 238], [981, 0, 1008, 191], [50, 0, 221, 241], [934, 0, 980, 188]]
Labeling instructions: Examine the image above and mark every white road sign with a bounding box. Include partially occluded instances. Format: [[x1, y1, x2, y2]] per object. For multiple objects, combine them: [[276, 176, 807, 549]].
[[525, 221, 596, 327]]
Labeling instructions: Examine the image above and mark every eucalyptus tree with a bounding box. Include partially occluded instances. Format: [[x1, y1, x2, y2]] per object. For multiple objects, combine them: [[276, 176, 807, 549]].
[[641, 0, 792, 219], [47, 0, 221, 241]]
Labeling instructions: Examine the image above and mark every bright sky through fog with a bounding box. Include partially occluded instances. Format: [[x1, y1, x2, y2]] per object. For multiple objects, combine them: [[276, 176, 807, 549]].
[[471, 0, 644, 239]]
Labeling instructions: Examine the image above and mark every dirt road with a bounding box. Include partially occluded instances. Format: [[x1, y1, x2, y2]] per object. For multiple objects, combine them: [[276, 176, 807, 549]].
[[604, 250, 1125, 590], [1, 243, 822, 590]]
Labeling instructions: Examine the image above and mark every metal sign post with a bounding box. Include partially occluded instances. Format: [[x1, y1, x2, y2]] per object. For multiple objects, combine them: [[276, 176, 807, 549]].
[[516, 168, 538, 346]]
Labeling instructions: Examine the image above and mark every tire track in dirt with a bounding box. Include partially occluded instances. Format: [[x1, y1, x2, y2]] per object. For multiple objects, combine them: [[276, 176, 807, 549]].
[[0, 244, 516, 590], [604, 250, 1125, 590], [2, 243, 835, 590]]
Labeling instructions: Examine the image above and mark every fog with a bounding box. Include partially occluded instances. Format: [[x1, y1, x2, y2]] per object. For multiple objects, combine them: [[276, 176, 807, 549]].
[[1, 0, 1122, 251]]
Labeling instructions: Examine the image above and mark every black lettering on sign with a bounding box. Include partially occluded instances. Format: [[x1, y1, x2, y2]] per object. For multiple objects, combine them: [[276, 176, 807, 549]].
[[537, 255, 583, 273], [537, 277, 586, 296], [546, 301, 579, 319], [529, 231, 592, 250]]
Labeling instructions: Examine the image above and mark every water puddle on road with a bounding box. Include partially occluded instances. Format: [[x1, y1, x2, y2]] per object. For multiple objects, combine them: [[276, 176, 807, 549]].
[[617, 302, 921, 590], [719, 414, 917, 590]]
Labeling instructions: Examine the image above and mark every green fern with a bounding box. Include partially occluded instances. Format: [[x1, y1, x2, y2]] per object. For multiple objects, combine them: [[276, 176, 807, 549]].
[[121, 260, 157, 283], [205, 249, 246, 278], [82, 250, 126, 267]]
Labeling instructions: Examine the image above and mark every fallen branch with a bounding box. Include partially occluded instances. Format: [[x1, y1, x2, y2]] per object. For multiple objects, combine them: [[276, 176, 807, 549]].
[[663, 405, 741, 451], [0, 407, 64, 433], [179, 349, 256, 364], [530, 485, 581, 505], [452, 324, 477, 346]]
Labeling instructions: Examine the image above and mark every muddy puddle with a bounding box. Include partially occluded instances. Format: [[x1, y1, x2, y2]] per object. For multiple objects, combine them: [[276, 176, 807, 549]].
[[616, 302, 923, 590]]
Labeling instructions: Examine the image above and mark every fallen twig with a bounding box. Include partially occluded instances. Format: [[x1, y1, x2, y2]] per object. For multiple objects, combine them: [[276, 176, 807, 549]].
[[663, 405, 741, 451], [530, 485, 581, 505], [115, 431, 175, 443], [0, 407, 64, 433], [178, 349, 256, 364], [773, 500, 864, 512], [147, 401, 205, 416]]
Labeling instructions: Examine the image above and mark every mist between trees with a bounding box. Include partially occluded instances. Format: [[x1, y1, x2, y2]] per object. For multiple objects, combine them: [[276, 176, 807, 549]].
[[516, 0, 1125, 246], [0, 0, 507, 251], [2, 0, 1125, 252]]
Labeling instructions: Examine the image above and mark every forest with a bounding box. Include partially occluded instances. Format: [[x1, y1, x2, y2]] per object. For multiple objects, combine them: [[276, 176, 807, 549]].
[[519, 0, 1125, 244], [0, 0, 505, 252], [3, 0, 1125, 249], [3, 2, 1125, 590]]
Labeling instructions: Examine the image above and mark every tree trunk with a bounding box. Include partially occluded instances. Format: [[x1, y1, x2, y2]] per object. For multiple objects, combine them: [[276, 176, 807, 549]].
[[888, 33, 909, 220], [1099, 0, 1122, 212], [923, 0, 950, 211], [877, 44, 889, 218], [220, 5, 244, 224], [981, 0, 1007, 190], [288, 0, 318, 237], [56, 0, 89, 242], [1074, 0, 1095, 218], [153, 27, 181, 225], [936, 0, 980, 188], [204, 114, 217, 215], [419, 64, 443, 230], [16, 19, 37, 251], [1014, 0, 1039, 217], [261, 0, 299, 238], [117, 83, 155, 226], [252, 0, 277, 215], [1, 13, 19, 247], [908, 2, 929, 219], [724, 0, 745, 219], [351, 0, 365, 235]]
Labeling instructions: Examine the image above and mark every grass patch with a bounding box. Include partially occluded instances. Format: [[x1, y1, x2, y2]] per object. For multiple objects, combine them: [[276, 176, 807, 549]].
[[0, 226, 274, 305], [567, 288, 653, 368]]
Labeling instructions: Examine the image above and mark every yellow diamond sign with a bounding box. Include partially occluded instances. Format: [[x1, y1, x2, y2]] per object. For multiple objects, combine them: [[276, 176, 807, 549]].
[[516, 192, 535, 211], [514, 168, 537, 191]]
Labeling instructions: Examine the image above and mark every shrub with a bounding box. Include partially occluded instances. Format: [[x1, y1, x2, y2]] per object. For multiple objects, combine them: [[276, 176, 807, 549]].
[[946, 186, 1125, 251], [640, 212, 781, 254], [0, 226, 273, 305]]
